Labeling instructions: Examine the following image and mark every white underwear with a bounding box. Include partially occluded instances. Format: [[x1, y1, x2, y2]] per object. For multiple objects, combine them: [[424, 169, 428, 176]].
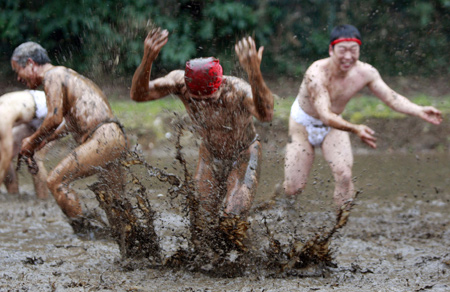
[[28, 90, 47, 119], [290, 99, 330, 147]]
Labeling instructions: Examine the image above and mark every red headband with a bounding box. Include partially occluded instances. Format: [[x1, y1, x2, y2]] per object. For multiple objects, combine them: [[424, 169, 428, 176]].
[[185, 57, 223, 96], [330, 38, 362, 46]]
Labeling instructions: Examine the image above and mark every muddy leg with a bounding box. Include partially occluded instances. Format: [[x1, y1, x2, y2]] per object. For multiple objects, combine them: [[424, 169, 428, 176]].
[[321, 129, 354, 208], [190, 144, 222, 248], [223, 140, 261, 217], [221, 140, 262, 250], [31, 142, 54, 199], [6, 124, 35, 194], [4, 163, 19, 194], [47, 123, 127, 220]]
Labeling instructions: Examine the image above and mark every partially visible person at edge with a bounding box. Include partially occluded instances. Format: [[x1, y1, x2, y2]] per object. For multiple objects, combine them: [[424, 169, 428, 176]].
[[0, 90, 51, 199], [130, 28, 274, 247], [283, 24, 442, 209], [11, 42, 128, 230]]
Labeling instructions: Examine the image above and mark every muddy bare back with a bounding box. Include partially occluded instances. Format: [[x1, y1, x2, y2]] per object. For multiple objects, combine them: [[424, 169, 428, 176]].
[[44, 67, 116, 143]]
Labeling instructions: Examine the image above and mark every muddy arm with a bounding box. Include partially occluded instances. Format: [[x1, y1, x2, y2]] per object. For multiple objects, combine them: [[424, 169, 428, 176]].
[[131, 28, 182, 102], [34, 119, 67, 152], [235, 37, 274, 122], [368, 71, 442, 125], [20, 77, 64, 157]]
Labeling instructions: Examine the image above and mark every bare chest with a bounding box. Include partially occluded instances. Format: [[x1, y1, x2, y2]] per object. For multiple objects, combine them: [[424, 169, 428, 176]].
[[186, 99, 247, 132], [326, 76, 366, 108]]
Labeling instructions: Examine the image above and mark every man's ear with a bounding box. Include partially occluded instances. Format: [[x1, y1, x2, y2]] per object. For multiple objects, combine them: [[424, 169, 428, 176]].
[[328, 44, 333, 56], [26, 58, 36, 66]]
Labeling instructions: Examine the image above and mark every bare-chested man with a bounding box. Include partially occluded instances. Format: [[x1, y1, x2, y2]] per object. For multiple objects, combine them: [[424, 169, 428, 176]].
[[0, 90, 49, 198], [11, 42, 127, 227], [131, 28, 274, 246], [284, 24, 442, 208]]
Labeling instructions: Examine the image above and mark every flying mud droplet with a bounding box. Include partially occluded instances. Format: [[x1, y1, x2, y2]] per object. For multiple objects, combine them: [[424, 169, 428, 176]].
[[82, 117, 357, 276]]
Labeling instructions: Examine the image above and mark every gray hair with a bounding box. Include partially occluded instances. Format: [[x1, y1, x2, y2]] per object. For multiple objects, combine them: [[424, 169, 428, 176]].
[[11, 42, 51, 67]]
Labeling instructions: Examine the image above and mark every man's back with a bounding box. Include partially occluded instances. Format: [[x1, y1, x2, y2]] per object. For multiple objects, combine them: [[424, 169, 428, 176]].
[[0, 91, 37, 127], [43, 67, 115, 143]]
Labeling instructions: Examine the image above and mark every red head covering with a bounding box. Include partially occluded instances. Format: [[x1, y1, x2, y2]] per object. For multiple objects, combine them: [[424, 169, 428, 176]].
[[185, 57, 223, 96], [330, 38, 362, 46]]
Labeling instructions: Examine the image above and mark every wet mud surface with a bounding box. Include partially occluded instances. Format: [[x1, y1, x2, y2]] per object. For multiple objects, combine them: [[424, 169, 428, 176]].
[[1, 141, 449, 291]]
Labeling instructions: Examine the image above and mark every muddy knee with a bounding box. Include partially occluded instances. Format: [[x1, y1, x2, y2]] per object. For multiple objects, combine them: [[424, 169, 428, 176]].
[[46, 171, 61, 194], [333, 169, 352, 188], [283, 180, 304, 197], [47, 173, 81, 218]]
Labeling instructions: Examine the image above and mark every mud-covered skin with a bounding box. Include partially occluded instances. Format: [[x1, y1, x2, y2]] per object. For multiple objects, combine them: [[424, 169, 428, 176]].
[[284, 36, 443, 207], [0, 91, 50, 199], [130, 28, 274, 247], [29, 67, 115, 145], [12, 58, 127, 220]]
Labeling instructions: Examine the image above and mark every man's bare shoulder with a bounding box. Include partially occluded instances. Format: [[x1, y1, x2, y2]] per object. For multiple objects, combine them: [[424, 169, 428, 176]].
[[354, 61, 380, 81], [221, 75, 251, 97], [157, 69, 186, 91], [45, 65, 71, 75], [306, 58, 329, 72], [306, 58, 329, 77], [43, 66, 71, 83], [303, 58, 330, 87], [223, 75, 250, 89], [166, 69, 185, 80]]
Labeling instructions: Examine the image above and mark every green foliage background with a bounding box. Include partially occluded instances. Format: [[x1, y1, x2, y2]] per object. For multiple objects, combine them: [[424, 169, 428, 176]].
[[1, 0, 449, 79]]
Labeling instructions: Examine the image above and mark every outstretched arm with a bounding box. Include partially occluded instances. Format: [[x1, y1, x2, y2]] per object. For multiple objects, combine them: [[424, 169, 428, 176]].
[[368, 70, 442, 125], [131, 28, 181, 102], [235, 37, 274, 122]]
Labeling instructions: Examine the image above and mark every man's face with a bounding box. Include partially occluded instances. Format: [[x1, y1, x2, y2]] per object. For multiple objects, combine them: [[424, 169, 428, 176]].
[[11, 59, 39, 89], [329, 41, 360, 71], [187, 87, 221, 101]]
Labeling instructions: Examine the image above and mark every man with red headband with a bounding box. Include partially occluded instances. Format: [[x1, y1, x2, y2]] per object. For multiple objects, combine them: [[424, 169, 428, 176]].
[[284, 24, 442, 208], [131, 28, 274, 247]]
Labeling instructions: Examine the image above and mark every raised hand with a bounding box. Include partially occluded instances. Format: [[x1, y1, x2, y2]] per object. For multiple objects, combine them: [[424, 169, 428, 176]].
[[235, 36, 264, 75], [143, 28, 169, 63]]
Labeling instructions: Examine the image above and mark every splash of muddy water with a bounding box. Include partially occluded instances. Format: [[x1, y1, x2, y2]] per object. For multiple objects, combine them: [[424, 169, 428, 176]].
[[82, 120, 353, 277]]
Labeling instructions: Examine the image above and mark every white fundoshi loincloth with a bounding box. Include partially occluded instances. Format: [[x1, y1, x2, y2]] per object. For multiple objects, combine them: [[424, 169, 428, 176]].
[[290, 98, 331, 147], [28, 90, 47, 119], [27, 90, 47, 130]]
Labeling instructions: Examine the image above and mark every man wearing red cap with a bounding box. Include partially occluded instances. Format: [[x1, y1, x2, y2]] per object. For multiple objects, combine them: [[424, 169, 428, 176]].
[[131, 28, 274, 247], [283, 24, 442, 209]]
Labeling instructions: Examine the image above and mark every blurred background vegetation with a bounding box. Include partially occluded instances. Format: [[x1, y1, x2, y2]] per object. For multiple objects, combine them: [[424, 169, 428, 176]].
[[1, 0, 449, 82]]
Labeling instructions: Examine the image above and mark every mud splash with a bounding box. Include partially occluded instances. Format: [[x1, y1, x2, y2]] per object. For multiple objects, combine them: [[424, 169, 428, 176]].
[[1, 149, 449, 290], [81, 121, 354, 277]]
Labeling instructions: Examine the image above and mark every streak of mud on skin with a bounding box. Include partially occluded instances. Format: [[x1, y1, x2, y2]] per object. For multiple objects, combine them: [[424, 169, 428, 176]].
[[1, 148, 450, 290]]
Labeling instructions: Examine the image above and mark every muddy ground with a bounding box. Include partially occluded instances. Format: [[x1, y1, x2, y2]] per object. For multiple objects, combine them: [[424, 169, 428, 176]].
[[1, 128, 449, 291], [0, 77, 449, 291]]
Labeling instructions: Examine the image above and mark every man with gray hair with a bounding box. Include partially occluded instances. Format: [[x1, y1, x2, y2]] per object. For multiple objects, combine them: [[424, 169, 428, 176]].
[[11, 41, 127, 230]]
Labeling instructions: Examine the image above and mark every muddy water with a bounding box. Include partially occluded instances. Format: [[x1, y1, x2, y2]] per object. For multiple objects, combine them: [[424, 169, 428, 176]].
[[1, 150, 449, 291]]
